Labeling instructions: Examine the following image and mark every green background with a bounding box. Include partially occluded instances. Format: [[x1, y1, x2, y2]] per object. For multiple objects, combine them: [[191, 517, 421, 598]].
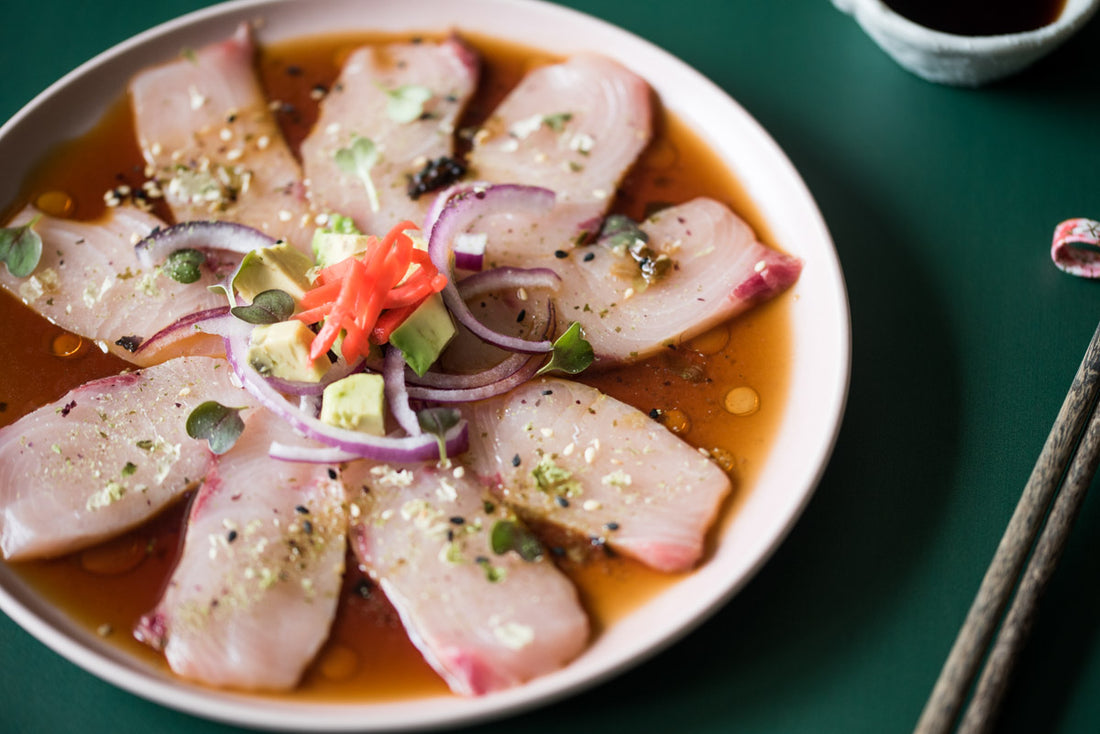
[[3, 0, 1100, 732]]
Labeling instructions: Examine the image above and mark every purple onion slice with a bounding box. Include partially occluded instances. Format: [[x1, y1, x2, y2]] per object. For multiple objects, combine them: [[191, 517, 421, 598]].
[[427, 183, 558, 354], [212, 315, 467, 462], [134, 220, 278, 269]]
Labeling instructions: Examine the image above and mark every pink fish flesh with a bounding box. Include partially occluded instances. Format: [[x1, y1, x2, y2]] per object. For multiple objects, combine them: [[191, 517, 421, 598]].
[[468, 53, 651, 246], [0, 205, 231, 366], [128, 23, 314, 249], [0, 356, 250, 560], [465, 377, 731, 573], [453, 196, 801, 365], [344, 460, 588, 695], [135, 408, 346, 690], [300, 38, 479, 235]]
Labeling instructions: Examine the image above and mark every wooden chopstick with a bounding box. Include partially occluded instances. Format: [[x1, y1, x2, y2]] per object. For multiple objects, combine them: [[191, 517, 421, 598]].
[[914, 318, 1100, 734]]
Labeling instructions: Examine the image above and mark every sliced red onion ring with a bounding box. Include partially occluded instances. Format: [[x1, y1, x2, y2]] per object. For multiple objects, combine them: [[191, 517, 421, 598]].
[[453, 232, 487, 271], [406, 353, 545, 403], [134, 220, 278, 269], [456, 266, 561, 300], [213, 315, 467, 462], [131, 306, 230, 356], [384, 346, 422, 436], [428, 183, 557, 354], [262, 357, 368, 397]]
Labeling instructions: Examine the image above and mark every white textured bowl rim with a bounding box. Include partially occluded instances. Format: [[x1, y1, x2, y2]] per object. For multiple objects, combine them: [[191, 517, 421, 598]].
[[0, 0, 851, 730], [837, 0, 1099, 52]]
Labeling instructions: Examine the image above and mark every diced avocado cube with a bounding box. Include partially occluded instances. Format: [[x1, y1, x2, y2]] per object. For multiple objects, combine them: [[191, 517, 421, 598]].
[[389, 293, 456, 377], [247, 320, 330, 383], [320, 373, 386, 435], [234, 242, 314, 304], [312, 232, 373, 269]]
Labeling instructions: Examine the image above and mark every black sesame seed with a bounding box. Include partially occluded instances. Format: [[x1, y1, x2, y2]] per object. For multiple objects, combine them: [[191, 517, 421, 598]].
[[327, 468, 338, 480], [541, 389, 553, 396], [648, 408, 662, 419], [604, 522, 620, 531], [583, 252, 596, 262], [227, 530, 238, 543], [295, 505, 310, 514], [516, 309, 526, 323], [449, 516, 465, 525], [554, 249, 568, 259], [511, 454, 521, 467], [555, 496, 570, 508], [302, 520, 314, 535]]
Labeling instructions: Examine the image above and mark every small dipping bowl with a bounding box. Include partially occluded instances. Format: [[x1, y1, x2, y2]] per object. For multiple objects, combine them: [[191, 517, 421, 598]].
[[832, 0, 1099, 86]]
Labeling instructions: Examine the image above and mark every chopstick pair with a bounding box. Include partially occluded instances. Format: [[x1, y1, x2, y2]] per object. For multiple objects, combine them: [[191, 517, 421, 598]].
[[913, 317, 1100, 734]]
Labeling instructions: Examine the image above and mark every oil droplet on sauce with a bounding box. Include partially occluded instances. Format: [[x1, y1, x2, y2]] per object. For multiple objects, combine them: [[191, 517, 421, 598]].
[[658, 407, 691, 434], [708, 446, 738, 474], [688, 324, 730, 356], [724, 386, 760, 416], [51, 332, 87, 358], [80, 535, 148, 575], [318, 644, 359, 681], [35, 190, 74, 218]]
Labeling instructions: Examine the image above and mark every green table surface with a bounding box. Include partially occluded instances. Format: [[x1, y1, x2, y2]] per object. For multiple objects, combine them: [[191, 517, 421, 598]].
[[3, 1, 1100, 732]]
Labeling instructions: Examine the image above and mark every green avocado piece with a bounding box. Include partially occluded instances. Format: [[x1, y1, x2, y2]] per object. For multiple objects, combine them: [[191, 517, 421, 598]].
[[312, 232, 373, 269], [320, 373, 386, 435], [389, 293, 456, 377], [234, 242, 314, 304], [247, 320, 330, 383]]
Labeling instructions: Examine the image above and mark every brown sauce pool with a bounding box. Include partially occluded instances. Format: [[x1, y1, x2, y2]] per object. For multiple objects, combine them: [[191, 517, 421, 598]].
[[0, 30, 792, 702]]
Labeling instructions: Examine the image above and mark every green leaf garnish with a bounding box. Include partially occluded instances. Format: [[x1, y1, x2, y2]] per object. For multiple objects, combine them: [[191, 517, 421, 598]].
[[334, 135, 381, 213], [490, 519, 543, 562], [162, 248, 206, 284], [417, 407, 461, 460], [383, 84, 433, 124], [185, 401, 245, 455], [542, 112, 573, 132], [0, 216, 43, 278], [326, 212, 362, 235], [537, 322, 595, 376], [230, 289, 295, 324]]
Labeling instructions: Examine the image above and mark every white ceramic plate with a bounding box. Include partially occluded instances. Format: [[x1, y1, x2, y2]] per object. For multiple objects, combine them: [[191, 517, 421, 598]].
[[0, 0, 850, 730]]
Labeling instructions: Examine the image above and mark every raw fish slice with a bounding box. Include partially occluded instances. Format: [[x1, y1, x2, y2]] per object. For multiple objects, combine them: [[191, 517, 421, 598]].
[[558, 197, 802, 364], [468, 53, 651, 246], [129, 23, 314, 249], [344, 461, 588, 695], [0, 357, 250, 560], [135, 409, 346, 691], [300, 38, 479, 235], [0, 205, 230, 366], [465, 377, 731, 573]]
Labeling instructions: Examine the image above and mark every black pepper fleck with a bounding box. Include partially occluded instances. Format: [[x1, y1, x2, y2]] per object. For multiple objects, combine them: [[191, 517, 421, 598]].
[[114, 335, 144, 353]]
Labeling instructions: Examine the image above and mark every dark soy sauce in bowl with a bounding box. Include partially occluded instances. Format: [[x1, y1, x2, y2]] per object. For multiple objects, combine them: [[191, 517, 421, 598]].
[[883, 0, 1066, 35]]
